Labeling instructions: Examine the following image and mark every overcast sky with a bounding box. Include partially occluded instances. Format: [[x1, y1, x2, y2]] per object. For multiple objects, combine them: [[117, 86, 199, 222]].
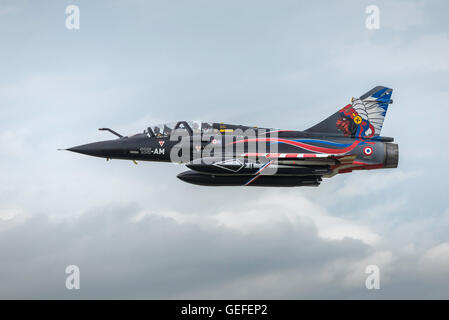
[[1, 0, 449, 299]]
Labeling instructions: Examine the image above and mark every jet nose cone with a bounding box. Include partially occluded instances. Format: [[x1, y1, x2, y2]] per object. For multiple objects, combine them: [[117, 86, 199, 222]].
[[67, 141, 110, 157], [67, 139, 128, 159]]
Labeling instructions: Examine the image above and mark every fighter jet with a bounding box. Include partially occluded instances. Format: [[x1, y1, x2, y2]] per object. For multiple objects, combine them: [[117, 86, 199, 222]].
[[66, 86, 398, 187]]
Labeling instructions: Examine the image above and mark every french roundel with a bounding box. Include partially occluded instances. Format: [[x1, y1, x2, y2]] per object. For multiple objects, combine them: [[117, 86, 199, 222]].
[[363, 146, 373, 156]]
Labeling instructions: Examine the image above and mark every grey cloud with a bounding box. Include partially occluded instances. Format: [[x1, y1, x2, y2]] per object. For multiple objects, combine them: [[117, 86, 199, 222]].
[[0, 204, 369, 299], [1, 201, 449, 299]]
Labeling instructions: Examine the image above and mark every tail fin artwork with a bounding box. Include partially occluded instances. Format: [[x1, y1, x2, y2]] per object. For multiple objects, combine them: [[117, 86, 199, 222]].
[[305, 86, 393, 139]]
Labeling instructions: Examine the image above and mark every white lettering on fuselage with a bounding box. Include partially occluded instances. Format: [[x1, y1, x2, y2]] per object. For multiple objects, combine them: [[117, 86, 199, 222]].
[[139, 147, 165, 155], [153, 148, 165, 155]]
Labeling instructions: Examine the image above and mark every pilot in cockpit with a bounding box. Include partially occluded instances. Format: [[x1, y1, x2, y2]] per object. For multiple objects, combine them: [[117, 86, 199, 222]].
[[153, 126, 161, 137], [192, 122, 200, 134]]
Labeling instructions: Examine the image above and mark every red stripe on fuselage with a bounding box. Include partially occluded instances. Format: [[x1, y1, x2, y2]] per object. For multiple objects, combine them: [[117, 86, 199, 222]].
[[232, 138, 361, 154]]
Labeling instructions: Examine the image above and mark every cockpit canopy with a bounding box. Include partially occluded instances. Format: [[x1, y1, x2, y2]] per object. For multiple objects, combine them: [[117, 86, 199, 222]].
[[144, 121, 268, 137], [145, 121, 203, 137]]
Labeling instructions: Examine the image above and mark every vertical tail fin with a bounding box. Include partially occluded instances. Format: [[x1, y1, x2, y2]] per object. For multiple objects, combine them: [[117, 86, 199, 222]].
[[305, 86, 393, 138]]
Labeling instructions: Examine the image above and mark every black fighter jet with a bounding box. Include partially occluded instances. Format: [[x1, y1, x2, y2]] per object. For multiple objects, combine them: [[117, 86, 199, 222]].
[[67, 86, 398, 187]]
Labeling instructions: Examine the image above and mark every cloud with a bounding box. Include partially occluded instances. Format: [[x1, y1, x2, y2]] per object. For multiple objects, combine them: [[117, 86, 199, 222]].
[[0, 203, 370, 299], [0, 206, 24, 221], [135, 190, 382, 245], [341, 250, 394, 288], [333, 170, 415, 198], [419, 243, 449, 278], [232, 193, 381, 245], [333, 33, 449, 76], [380, 1, 427, 31], [1, 198, 449, 299]]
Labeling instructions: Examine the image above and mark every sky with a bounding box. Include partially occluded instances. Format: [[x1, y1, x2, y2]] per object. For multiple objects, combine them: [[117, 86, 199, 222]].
[[0, 0, 449, 299]]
